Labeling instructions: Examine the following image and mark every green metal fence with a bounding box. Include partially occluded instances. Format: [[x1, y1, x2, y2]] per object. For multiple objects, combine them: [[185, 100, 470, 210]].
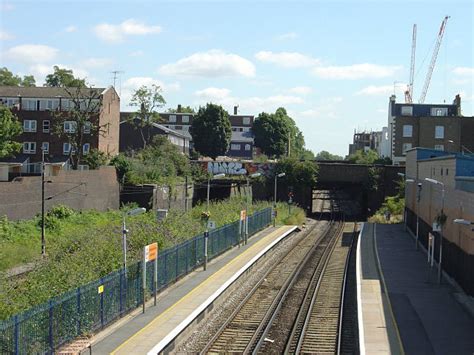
[[0, 207, 272, 354]]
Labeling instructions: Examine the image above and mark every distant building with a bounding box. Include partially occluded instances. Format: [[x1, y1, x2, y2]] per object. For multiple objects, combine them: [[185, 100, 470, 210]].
[[348, 128, 389, 158], [0, 86, 120, 177], [159, 105, 254, 159], [119, 113, 190, 155], [388, 94, 474, 165]]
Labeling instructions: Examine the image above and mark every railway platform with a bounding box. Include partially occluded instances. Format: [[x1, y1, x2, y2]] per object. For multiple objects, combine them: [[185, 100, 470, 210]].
[[90, 225, 297, 355], [359, 223, 474, 354]]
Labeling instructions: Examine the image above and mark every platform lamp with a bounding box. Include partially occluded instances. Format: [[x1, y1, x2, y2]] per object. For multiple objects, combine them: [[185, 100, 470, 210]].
[[425, 177, 445, 284], [204, 173, 225, 271], [274, 173, 286, 227], [122, 208, 147, 272], [454, 218, 474, 230], [397, 172, 410, 230], [245, 172, 261, 245]]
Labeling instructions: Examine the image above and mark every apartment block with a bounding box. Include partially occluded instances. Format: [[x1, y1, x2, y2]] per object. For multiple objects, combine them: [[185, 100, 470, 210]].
[[348, 128, 390, 158], [388, 94, 474, 165], [0, 86, 120, 175]]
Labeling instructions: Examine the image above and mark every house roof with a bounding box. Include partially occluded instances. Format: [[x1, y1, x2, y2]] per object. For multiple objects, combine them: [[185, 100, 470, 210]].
[[0, 86, 107, 98], [0, 154, 29, 164], [119, 115, 190, 140]]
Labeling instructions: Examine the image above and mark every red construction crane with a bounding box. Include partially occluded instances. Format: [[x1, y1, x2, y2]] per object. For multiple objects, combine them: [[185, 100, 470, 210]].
[[418, 16, 450, 104], [405, 24, 417, 103]]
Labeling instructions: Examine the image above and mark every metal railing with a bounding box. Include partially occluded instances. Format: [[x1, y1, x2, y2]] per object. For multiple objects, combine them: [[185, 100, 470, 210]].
[[0, 208, 271, 354]]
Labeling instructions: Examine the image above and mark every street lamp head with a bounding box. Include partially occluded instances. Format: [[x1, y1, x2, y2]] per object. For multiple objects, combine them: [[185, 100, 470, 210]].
[[453, 218, 472, 226], [249, 172, 261, 178], [425, 177, 443, 186], [127, 207, 147, 216], [405, 179, 415, 183], [213, 173, 226, 179], [277, 172, 286, 178], [397, 172, 405, 177]]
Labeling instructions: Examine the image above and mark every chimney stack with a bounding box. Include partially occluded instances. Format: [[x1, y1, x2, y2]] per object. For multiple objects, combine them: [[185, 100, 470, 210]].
[[178, 104, 182, 113], [234, 105, 238, 115]]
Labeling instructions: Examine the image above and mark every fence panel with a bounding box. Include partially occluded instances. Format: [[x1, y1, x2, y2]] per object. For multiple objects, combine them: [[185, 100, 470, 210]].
[[0, 208, 272, 354]]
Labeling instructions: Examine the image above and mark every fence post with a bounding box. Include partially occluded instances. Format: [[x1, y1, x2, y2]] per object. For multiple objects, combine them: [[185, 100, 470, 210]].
[[76, 287, 81, 335], [100, 279, 104, 328], [48, 300, 54, 353], [14, 315, 19, 355], [194, 236, 198, 266], [119, 270, 123, 315], [204, 232, 209, 271], [175, 246, 179, 279], [185, 242, 189, 274]]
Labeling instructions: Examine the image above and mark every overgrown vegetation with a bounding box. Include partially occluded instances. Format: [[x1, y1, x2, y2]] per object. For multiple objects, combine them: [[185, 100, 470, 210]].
[[369, 178, 405, 223], [0, 198, 304, 319]]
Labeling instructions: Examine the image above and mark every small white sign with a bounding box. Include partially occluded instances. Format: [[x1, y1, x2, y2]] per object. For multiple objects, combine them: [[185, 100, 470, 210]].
[[207, 220, 216, 230], [432, 222, 441, 232]]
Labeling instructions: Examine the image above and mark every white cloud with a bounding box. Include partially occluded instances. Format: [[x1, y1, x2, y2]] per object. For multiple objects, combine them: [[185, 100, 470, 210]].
[[452, 67, 474, 76], [312, 63, 401, 79], [275, 32, 298, 41], [255, 51, 319, 68], [93, 19, 162, 43], [356, 83, 407, 96], [81, 57, 113, 68], [65, 25, 77, 33], [0, 30, 14, 40], [4, 44, 59, 64], [159, 50, 256, 78], [192, 87, 304, 113], [288, 86, 312, 95], [0, 3, 14, 11], [299, 97, 343, 119], [129, 50, 144, 57]]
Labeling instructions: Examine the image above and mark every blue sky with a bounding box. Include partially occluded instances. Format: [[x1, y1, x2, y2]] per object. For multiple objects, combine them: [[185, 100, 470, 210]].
[[1, 0, 472, 156]]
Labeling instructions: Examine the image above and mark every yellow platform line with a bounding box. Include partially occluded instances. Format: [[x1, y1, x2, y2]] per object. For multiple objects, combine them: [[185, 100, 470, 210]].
[[111, 225, 294, 355]]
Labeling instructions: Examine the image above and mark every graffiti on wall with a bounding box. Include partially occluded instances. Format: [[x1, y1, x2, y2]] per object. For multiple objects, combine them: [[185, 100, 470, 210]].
[[203, 161, 275, 176]]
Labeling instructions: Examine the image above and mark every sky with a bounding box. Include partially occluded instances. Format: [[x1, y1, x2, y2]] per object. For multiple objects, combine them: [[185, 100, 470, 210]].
[[1, 0, 473, 156]]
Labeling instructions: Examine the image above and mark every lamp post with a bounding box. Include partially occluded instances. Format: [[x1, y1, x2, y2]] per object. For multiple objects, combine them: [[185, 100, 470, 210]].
[[245, 172, 261, 245], [122, 207, 147, 272], [41, 148, 46, 257], [397, 172, 409, 230], [415, 182, 422, 249], [204, 173, 225, 270], [425, 177, 445, 284], [274, 173, 286, 227]]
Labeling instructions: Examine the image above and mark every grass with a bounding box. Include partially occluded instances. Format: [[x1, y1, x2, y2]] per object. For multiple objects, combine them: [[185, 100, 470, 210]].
[[0, 198, 304, 319]]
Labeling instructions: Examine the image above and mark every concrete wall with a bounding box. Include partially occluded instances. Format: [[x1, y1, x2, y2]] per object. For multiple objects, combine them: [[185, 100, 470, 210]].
[[0, 166, 119, 220], [98, 87, 120, 156]]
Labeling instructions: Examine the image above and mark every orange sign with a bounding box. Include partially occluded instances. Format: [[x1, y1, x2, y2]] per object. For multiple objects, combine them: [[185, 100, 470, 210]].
[[240, 210, 247, 221], [144, 242, 158, 262]]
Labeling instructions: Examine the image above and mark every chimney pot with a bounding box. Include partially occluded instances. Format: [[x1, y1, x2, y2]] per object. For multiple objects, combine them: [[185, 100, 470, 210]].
[[234, 105, 238, 115], [178, 104, 182, 112]]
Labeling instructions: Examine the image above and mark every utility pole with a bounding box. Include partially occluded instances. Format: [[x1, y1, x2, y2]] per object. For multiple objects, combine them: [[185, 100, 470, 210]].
[[41, 149, 46, 257]]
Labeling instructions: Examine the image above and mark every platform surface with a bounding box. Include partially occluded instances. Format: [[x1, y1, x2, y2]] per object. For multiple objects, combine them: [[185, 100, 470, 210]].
[[92, 225, 296, 354]]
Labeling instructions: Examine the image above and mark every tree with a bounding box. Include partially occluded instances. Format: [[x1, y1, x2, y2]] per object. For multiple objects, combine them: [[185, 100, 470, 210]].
[[52, 86, 106, 169], [0, 67, 36, 87], [0, 106, 22, 158], [275, 157, 318, 187], [253, 111, 291, 157], [128, 85, 166, 149], [167, 105, 195, 113], [82, 148, 108, 169], [44, 66, 86, 88], [346, 149, 379, 164], [190, 103, 231, 159], [315, 150, 344, 161]]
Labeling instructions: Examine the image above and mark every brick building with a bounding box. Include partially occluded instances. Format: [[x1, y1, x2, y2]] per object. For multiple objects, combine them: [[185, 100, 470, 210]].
[[159, 106, 254, 159], [388, 94, 474, 165], [0, 86, 120, 175]]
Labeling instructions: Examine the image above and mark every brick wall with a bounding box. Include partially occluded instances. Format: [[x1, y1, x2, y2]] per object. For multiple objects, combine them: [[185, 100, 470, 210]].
[[0, 166, 119, 220]]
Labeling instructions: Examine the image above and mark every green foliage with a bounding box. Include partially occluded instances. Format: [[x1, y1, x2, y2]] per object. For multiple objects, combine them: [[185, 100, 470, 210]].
[[190, 103, 232, 159], [275, 157, 318, 187], [253, 110, 291, 157], [299, 149, 315, 160], [275, 202, 306, 225], [129, 85, 166, 148], [110, 153, 132, 181], [347, 149, 379, 164], [82, 148, 108, 169], [44, 66, 85, 87], [253, 154, 269, 163], [0, 67, 36, 87], [315, 150, 344, 161], [167, 105, 195, 113], [0, 106, 22, 158], [370, 195, 405, 224]]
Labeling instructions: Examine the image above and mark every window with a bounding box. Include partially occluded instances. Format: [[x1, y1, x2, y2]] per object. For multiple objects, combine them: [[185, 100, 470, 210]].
[[245, 144, 251, 151], [42, 120, 50, 133], [23, 120, 37, 132], [41, 142, 49, 153], [231, 144, 240, 150], [169, 115, 176, 123], [243, 117, 251, 125], [431, 107, 447, 116], [402, 125, 413, 137], [401, 106, 413, 116], [446, 168, 449, 175], [63, 143, 76, 155], [435, 125, 444, 139], [23, 142, 36, 154], [232, 127, 237, 132], [434, 144, 444, 151], [174, 125, 182, 130], [22, 99, 37, 111], [83, 122, 91, 134], [402, 143, 412, 155], [39, 99, 59, 111], [64, 121, 77, 133], [1, 98, 19, 108], [182, 115, 189, 123], [83, 143, 90, 155], [441, 168, 443, 176], [78, 165, 89, 171]]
